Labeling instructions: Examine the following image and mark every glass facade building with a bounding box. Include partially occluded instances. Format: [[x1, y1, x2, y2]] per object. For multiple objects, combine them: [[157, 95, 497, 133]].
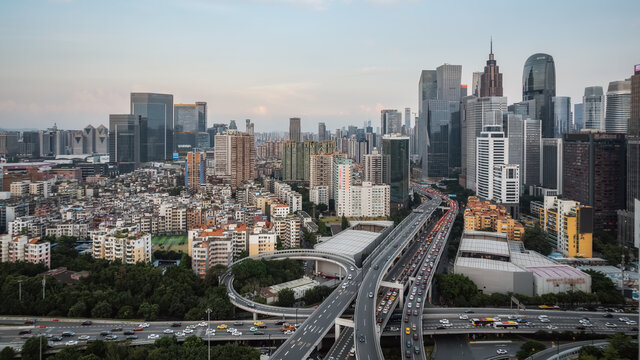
[[109, 114, 142, 172], [382, 135, 410, 205], [131, 93, 173, 162], [522, 53, 556, 138], [605, 79, 631, 134], [583, 86, 605, 130], [552, 96, 572, 138]]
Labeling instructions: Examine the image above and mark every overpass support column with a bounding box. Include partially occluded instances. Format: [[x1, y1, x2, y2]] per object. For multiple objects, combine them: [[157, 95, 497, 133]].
[[427, 285, 432, 303], [335, 323, 341, 338], [253, 312, 258, 321], [399, 293, 404, 307]]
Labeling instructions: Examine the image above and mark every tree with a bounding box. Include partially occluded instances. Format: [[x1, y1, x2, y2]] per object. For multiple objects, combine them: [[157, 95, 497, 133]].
[[68, 300, 87, 318], [234, 250, 249, 261], [117, 305, 134, 319], [183, 335, 204, 348], [412, 193, 421, 207], [168, 186, 184, 196], [317, 220, 329, 236], [21, 336, 48, 360], [277, 288, 296, 307], [578, 346, 603, 360], [341, 215, 349, 230], [91, 300, 113, 318], [137, 302, 159, 321], [0, 347, 16, 360], [523, 224, 552, 255], [436, 274, 478, 306], [204, 264, 227, 287], [583, 270, 625, 304], [516, 340, 546, 359], [316, 203, 328, 213]]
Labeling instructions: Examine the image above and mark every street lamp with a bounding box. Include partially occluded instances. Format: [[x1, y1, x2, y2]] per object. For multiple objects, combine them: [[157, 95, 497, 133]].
[[17, 280, 22, 302], [206, 308, 212, 360]]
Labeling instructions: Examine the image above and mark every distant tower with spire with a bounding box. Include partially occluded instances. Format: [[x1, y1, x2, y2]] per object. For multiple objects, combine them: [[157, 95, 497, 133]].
[[480, 37, 503, 97]]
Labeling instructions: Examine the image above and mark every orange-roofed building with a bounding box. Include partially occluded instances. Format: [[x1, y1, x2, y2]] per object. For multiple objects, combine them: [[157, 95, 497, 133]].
[[464, 196, 525, 241], [0, 234, 51, 268]]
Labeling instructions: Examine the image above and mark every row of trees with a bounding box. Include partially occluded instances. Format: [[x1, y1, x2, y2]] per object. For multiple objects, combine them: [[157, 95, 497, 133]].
[[0, 237, 235, 321], [436, 272, 624, 308], [3, 336, 260, 360]]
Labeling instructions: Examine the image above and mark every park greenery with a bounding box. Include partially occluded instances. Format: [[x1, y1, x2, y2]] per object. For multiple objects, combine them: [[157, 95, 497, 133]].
[[0, 236, 235, 321], [593, 230, 632, 267], [577, 333, 638, 360], [523, 224, 553, 256], [9, 336, 260, 360], [436, 273, 624, 308], [516, 340, 546, 359], [231, 258, 304, 297]]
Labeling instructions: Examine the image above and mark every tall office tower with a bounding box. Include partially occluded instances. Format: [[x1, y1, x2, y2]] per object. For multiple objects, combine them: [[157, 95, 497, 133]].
[[245, 119, 251, 133], [333, 157, 353, 207], [289, 117, 301, 142], [381, 109, 402, 135], [174, 103, 206, 153], [552, 97, 572, 138], [493, 164, 520, 218], [620, 65, 640, 247], [382, 134, 410, 206], [245, 119, 254, 136], [18, 131, 39, 158], [207, 123, 228, 148], [510, 99, 536, 118], [364, 148, 388, 185], [197, 102, 207, 130], [471, 72, 483, 96], [95, 125, 108, 154], [463, 96, 508, 190], [523, 119, 542, 188], [109, 114, 142, 172], [418, 70, 438, 164], [426, 100, 461, 178], [185, 151, 206, 189], [404, 108, 411, 131], [522, 53, 556, 138], [213, 130, 256, 189], [541, 138, 563, 194], [475, 124, 508, 201], [436, 64, 462, 101], [318, 122, 327, 141], [82, 125, 96, 154], [573, 104, 584, 131], [282, 140, 336, 182], [583, 86, 605, 130], [460, 84, 468, 98], [503, 113, 524, 193], [480, 40, 503, 97], [0, 132, 18, 157], [605, 79, 631, 133], [563, 133, 626, 232], [71, 130, 84, 155], [229, 120, 237, 130], [130, 93, 173, 162]]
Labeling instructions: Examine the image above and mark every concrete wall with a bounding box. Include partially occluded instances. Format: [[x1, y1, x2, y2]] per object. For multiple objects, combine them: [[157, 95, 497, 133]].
[[455, 264, 534, 297]]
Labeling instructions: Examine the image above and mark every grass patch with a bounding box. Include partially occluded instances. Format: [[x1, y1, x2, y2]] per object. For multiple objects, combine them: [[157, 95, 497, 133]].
[[152, 235, 188, 253]]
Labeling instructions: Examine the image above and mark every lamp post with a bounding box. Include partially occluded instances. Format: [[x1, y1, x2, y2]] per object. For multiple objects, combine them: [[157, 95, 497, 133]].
[[206, 308, 212, 360], [17, 280, 22, 302]]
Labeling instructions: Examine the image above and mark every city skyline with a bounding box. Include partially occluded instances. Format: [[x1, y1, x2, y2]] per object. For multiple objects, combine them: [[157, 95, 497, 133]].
[[1, 1, 639, 133]]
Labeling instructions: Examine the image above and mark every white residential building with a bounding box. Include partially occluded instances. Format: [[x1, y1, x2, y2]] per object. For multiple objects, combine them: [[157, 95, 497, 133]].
[[0, 234, 51, 268], [476, 124, 508, 201], [91, 225, 152, 264], [310, 185, 329, 206], [337, 182, 390, 217], [493, 164, 520, 205]]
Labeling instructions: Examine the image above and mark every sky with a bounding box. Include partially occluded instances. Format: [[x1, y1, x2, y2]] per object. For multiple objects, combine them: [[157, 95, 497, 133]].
[[0, 0, 638, 133]]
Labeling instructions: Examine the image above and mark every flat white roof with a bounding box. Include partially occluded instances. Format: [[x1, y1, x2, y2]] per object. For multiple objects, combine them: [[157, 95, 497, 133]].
[[314, 229, 380, 258], [455, 257, 526, 272], [459, 237, 510, 257], [527, 266, 590, 279], [510, 251, 556, 268]]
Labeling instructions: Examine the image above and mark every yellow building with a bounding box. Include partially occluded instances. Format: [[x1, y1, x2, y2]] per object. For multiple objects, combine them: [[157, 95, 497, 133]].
[[464, 196, 525, 241], [539, 196, 593, 258], [248, 221, 276, 256]]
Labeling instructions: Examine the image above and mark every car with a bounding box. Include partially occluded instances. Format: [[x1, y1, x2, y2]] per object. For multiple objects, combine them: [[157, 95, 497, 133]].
[[412, 323, 417, 331], [464, 310, 474, 313], [232, 331, 242, 336], [546, 325, 558, 330], [414, 346, 421, 354], [111, 327, 123, 332], [51, 336, 63, 342], [133, 327, 143, 332], [350, 266, 355, 271], [603, 313, 613, 318], [163, 329, 174, 334], [123, 330, 134, 335], [126, 335, 138, 340], [496, 349, 508, 355], [18, 330, 32, 335], [175, 332, 185, 337], [233, 321, 244, 326], [413, 309, 419, 316], [459, 314, 468, 320], [250, 326, 258, 332], [24, 319, 34, 324], [405, 327, 411, 335], [62, 331, 75, 337], [254, 331, 265, 335], [105, 335, 118, 340], [76, 335, 90, 341], [100, 331, 111, 336], [436, 325, 445, 329], [439, 319, 449, 324], [198, 322, 207, 327], [405, 350, 412, 358], [184, 328, 194, 334], [359, 334, 366, 343], [626, 321, 637, 325], [217, 324, 228, 330], [171, 322, 182, 327], [148, 334, 159, 339], [404, 317, 409, 323], [52, 318, 59, 322], [275, 320, 285, 325], [65, 340, 78, 346], [81, 320, 92, 326], [618, 317, 630, 322], [605, 323, 617, 328], [140, 323, 150, 328], [406, 340, 412, 348]]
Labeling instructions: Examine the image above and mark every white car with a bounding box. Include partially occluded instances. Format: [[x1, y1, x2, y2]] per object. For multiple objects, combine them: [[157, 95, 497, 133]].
[[183, 328, 194, 334], [626, 320, 637, 325], [284, 330, 293, 335], [459, 314, 468, 320], [496, 349, 508, 355], [65, 340, 78, 346], [78, 335, 90, 341], [232, 331, 242, 336], [605, 323, 617, 328], [163, 329, 174, 334], [140, 323, 150, 328], [540, 318, 551, 323], [198, 322, 207, 327], [148, 334, 159, 339], [175, 332, 185, 337], [439, 319, 449, 324]]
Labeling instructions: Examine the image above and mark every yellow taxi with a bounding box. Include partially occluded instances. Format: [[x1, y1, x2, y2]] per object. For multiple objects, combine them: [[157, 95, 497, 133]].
[[253, 321, 264, 327], [405, 327, 411, 335], [217, 324, 227, 330]]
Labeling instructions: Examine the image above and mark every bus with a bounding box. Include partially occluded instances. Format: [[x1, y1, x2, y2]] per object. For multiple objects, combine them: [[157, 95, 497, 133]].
[[493, 321, 518, 329], [471, 318, 495, 327], [538, 305, 560, 310]]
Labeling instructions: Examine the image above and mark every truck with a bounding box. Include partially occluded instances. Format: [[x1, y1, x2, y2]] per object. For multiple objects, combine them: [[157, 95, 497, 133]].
[[281, 324, 295, 332]]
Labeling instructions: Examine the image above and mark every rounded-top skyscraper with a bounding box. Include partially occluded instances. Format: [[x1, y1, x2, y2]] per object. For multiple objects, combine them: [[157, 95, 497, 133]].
[[522, 53, 556, 138]]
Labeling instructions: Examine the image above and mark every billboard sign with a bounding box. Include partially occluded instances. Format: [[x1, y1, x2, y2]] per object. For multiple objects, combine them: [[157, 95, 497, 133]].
[[173, 153, 179, 159]]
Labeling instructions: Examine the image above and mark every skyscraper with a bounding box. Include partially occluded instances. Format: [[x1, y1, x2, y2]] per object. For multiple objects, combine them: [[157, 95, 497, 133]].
[[605, 79, 632, 133], [382, 134, 410, 206], [503, 112, 524, 193], [583, 86, 605, 130], [185, 151, 206, 189], [471, 72, 483, 96], [574, 103, 584, 131], [174, 103, 208, 153], [541, 138, 563, 193], [363, 148, 388, 185], [552, 96, 572, 138], [229, 120, 237, 130], [480, 40, 503, 97], [418, 70, 438, 165], [381, 109, 402, 135], [109, 114, 142, 172], [475, 124, 508, 201], [289, 117, 301, 142], [436, 64, 462, 101], [131, 93, 173, 162], [563, 133, 626, 232], [404, 107, 411, 131], [282, 141, 335, 182], [213, 130, 256, 189], [318, 122, 326, 141], [523, 119, 542, 188], [522, 53, 556, 138]]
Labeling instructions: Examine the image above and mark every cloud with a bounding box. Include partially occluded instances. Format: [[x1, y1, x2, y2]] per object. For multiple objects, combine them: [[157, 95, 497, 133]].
[[252, 105, 268, 115]]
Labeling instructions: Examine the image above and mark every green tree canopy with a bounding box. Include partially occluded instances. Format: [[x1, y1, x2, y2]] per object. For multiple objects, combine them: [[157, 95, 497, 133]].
[[277, 288, 296, 307], [523, 224, 552, 255]]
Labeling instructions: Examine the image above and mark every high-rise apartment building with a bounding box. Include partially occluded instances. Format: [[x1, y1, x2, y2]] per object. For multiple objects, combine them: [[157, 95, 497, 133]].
[[381, 109, 402, 135], [539, 196, 593, 258], [404, 108, 411, 131], [471, 72, 483, 96], [213, 130, 256, 189], [382, 134, 410, 205], [336, 182, 390, 218], [583, 86, 605, 130], [185, 151, 206, 190], [563, 133, 626, 232], [476, 124, 508, 201], [289, 117, 301, 142], [363, 148, 388, 185], [418, 70, 438, 164], [130, 93, 174, 161], [91, 225, 152, 264], [282, 140, 335, 182], [333, 157, 353, 206], [318, 122, 327, 141], [605, 79, 631, 133], [480, 41, 503, 97], [552, 96, 572, 138], [0, 235, 51, 268], [309, 152, 345, 203], [522, 53, 556, 138], [109, 114, 142, 172], [523, 119, 542, 187], [493, 164, 520, 218]]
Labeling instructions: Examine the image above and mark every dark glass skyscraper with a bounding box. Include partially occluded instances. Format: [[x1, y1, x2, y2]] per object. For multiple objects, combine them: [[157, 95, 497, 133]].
[[382, 134, 410, 205], [522, 53, 556, 138], [109, 114, 142, 172], [131, 93, 173, 161]]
